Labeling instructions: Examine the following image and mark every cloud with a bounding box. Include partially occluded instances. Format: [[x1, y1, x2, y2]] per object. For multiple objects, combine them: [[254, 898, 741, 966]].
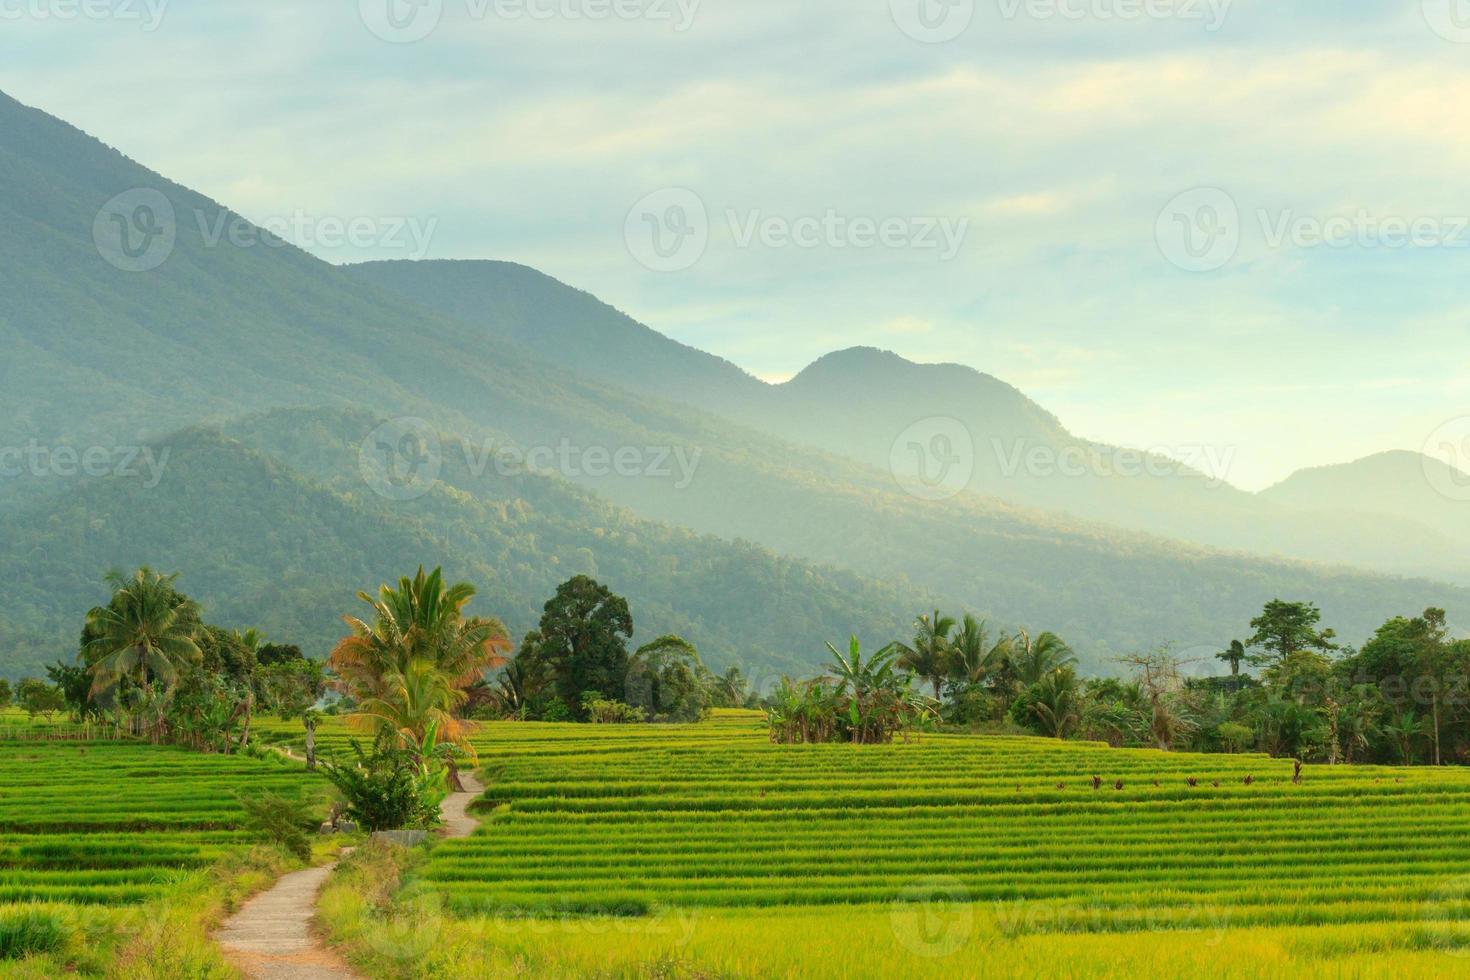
[[1, 1, 1467, 486]]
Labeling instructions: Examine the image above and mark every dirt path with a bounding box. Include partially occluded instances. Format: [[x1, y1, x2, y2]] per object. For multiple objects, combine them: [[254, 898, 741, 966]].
[[215, 861, 360, 980], [440, 772, 485, 839], [216, 772, 485, 979]]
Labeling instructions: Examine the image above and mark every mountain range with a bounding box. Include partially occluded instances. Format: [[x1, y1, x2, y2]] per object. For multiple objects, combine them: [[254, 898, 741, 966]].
[[1, 87, 1466, 681]]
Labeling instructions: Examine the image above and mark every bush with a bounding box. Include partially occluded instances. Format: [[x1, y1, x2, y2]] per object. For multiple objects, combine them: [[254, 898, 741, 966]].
[[321, 745, 441, 832], [237, 790, 319, 862], [580, 692, 643, 724], [0, 907, 70, 960]]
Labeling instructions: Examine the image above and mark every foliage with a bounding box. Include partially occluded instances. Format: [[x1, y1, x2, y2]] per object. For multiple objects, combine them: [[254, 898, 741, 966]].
[[520, 575, 633, 720], [626, 635, 710, 722], [321, 742, 443, 832], [236, 790, 319, 862], [767, 637, 935, 745], [579, 692, 645, 724], [15, 680, 64, 722], [80, 567, 203, 701], [332, 566, 508, 780], [0, 907, 69, 961]]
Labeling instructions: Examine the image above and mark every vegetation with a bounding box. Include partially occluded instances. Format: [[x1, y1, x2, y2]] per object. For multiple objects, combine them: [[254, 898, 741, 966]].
[[315, 713, 1470, 978], [789, 600, 1470, 767]]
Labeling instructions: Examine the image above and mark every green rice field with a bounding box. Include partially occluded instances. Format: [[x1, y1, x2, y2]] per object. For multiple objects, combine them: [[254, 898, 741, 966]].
[[320, 711, 1470, 978], [0, 738, 313, 907]]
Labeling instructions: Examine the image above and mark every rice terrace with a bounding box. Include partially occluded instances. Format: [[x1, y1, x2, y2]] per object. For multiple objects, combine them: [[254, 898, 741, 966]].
[[6, 4, 1470, 978]]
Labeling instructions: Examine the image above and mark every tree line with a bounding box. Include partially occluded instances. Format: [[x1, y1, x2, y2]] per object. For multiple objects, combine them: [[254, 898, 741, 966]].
[[790, 599, 1470, 765]]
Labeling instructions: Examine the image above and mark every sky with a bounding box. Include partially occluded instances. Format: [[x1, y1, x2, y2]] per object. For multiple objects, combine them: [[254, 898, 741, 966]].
[[3, 0, 1468, 491]]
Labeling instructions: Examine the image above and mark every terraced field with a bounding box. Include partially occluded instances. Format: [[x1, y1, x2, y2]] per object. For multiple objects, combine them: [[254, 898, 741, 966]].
[[323, 712, 1470, 978], [0, 740, 315, 907]]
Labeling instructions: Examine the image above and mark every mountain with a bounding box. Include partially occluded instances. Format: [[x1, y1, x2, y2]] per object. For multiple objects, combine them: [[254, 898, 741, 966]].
[[352, 259, 1470, 584], [1262, 451, 1470, 548], [0, 408, 925, 680], [3, 88, 1467, 682]]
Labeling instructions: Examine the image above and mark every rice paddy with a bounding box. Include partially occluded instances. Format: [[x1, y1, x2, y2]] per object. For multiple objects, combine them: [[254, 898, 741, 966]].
[[333, 710, 1470, 978], [0, 739, 313, 907]]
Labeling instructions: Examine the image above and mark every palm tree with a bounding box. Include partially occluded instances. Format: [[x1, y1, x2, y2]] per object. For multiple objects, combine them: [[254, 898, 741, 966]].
[[715, 667, 749, 708], [895, 611, 955, 700], [1009, 630, 1076, 687], [1028, 667, 1082, 739], [332, 567, 511, 788], [82, 568, 202, 707], [1381, 709, 1429, 766], [946, 615, 1010, 686]]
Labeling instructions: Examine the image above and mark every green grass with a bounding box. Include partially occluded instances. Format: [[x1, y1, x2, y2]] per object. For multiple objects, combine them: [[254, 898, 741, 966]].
[[0, 741, 316, 906], [306, 711, 1470, 977]]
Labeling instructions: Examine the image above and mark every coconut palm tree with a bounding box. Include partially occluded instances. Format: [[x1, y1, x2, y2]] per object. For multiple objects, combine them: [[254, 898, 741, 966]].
[[947, 615, 1010, 686], [1027, 667, 1082, 739], [1009, 630, 1077, 687], [332, 567, 511, 787], [895, 611, 955, 700], [81, 568, 203, 706]]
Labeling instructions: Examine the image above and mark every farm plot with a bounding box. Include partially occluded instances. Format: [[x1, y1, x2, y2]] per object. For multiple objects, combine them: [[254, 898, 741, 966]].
[[417, 718, 1470, 948], [0, 741, 314, 907]]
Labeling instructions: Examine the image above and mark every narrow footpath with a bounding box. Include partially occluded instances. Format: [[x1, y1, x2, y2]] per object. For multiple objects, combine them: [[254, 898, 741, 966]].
[[215, 773, 486, 979]]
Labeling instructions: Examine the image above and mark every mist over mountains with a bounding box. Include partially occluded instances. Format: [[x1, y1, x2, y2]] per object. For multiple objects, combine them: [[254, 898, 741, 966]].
[[2, 88, 1467, 681]]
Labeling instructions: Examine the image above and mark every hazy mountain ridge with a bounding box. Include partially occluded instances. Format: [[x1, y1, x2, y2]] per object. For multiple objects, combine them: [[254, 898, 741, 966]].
[[356, 259, 1469, 583], [0, 408, 929, 680], [3, 88, 1467, 683]]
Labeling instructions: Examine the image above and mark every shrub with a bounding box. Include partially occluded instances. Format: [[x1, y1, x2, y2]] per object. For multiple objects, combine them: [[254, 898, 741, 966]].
[[321, 745, 441, 832], [0, 907, 70, 960], [580, 692, 643, 724], [237, 790, 319, 862]]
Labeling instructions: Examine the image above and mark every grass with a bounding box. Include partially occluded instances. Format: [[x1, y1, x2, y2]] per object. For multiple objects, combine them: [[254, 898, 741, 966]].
[[0, 735, 325, 976], [312, 710, 1470, 978]]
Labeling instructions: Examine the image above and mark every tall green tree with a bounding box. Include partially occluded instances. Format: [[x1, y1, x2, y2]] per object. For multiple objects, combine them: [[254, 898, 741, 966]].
[[80, 568, 202, 702], [946, 615, 1009, 686], [896, 610, 955, 699], [626, 635, 709, 722], [1246, 600, 1338, 669], [1009, 630, 1077, 687], [1216, 640, 1247, 679], [520, 576, 634, 721], [332, 566, 510, 786]]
